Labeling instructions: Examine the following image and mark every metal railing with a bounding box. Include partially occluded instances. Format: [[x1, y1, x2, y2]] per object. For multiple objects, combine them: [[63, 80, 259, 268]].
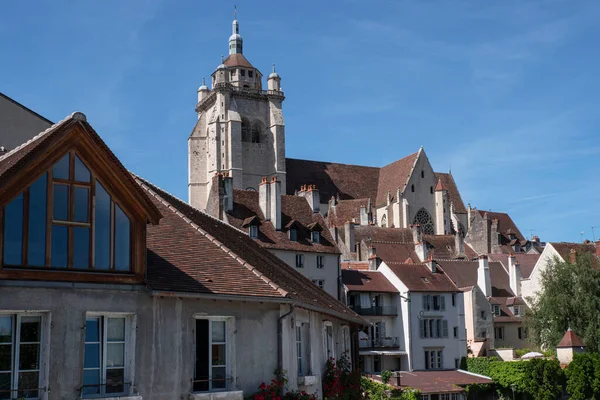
[[0, 387, 47, 397], [350, 305, 398, 316], [359, 336, 399, 349], [191, 376, 235, 392], [79, 382, 132, 397]]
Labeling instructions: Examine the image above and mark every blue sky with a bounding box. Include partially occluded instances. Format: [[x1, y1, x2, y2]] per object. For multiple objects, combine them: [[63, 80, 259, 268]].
[[1, 0, 599, 243]]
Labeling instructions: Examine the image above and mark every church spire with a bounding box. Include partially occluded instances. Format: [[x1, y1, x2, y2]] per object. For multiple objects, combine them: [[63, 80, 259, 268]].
[[229, 6, 243, 54]]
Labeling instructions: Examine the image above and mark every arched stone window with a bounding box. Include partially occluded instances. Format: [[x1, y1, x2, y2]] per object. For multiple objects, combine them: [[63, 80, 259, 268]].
[[251, 122, 263, 143], [381, 215, 387, 228], [241, 119, 251, 142], [413, 208, 434, 234]]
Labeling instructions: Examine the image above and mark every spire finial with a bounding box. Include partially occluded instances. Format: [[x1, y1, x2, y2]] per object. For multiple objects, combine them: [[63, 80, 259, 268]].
[[272, 63, 276, 73], [234, 5, 237, 20], [221, 54, 224, 63], [449, 162, 452, 174], [202, 77, 206, 85]]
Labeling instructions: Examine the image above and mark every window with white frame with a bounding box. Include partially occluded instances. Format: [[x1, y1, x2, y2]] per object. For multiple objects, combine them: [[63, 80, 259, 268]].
[[311, 231, 320, 244], [193, 318, 231, 392], [295, 254, 304, 268], [249, 225, 258, 239], [289, 229, 298, 242], [312, 279, 324, 290], [419, 319, 448, 338], [341, 326, 351, 357], [82, 314, 134, 397], [296, 323, 310, 377], [492, 305, 501, 316], [296, 326, 303, 377], [0, 314, 45, 399], [323, 322, 334, 360], [424, 349, 443, 370], [494, 327, 504, 340], [513, 305, 524, 316], [422, 295, 445, 311], [316, 256, 324, 269], [440, 394, 461, 400]]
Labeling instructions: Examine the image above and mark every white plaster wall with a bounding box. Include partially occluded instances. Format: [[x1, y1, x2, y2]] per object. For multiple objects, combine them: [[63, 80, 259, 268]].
[[271, 250, 339, 299], [521, 245, 561, 306], [493, 324, 527, 350]]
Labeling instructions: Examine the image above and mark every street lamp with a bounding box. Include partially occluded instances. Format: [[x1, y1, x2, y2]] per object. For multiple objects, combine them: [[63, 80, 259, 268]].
[[511, 384, 515, 400]]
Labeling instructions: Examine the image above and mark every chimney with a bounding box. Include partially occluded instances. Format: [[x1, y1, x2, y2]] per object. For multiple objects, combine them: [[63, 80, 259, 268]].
[[415, 241, 428, 262], [0, 146, 6, 155], [269, 176, 282, 231], [532, 236, 540, 244], [411, 224, 423, 244], [259, 176, 271, 221], [368, 248, 378, 271], [360, 205, 368, 226], [344, 221, 355, 254], [454, 230, 465, 258], [299, 184, 320, 213], [467, 203, 472, 230], [477, 255, 492, 297], [508, 253, 522, 297], [222, 173, 233, 212], [426, 256, 437, 273], [569, 249, 576, 264], [490, 219, 501, 253]]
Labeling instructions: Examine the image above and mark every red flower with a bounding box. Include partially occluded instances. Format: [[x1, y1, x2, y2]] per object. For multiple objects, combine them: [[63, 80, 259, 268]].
[[259, 383, 267, 390]]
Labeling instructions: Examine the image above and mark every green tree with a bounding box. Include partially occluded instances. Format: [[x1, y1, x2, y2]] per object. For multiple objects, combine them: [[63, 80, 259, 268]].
[[522, 358, 564, 400], [566, 353, 600, 400], [380, 370, 392, 385], [527, 252, 600, 352]]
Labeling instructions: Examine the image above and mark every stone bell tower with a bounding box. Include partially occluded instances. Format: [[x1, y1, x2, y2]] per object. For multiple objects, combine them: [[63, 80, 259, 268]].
[[188, 11, 286, 211]]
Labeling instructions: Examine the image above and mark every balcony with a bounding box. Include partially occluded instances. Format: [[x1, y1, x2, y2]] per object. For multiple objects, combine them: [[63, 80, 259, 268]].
[[359, 336, 400, 350], [350, 305, 398, 316]]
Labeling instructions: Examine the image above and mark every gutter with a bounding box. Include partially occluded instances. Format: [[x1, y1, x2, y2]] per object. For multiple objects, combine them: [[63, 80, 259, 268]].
[[278, 305, 295, 370], [149, 290, 294, 304]]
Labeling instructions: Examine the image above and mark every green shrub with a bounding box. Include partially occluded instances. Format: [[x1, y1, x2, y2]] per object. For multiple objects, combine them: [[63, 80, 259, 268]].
[[380, 370, 392, 385]]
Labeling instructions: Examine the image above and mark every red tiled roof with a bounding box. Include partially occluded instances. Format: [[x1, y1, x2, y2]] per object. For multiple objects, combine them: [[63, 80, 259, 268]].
[[557, 329, 585, 348], [137, 178, 364, 324], [374, 242, 421, 264], [355, 226, 414, 244], [285, 158, 380, 203], [488, 254, 541, 279], [0, 113, 161, 223], [435, 173, 466, 214], [464, 243, 479, 259], [223, 53, 255, 69], [434, 178, 446, 192], [550, 242, 598, 262], [435, 260, 515, 297], [385, 263, 459, 292], [327, 199, 367, 227], [342, 270, 397, 293], [423, 235, 459, 260], [226, 189, 339, 254], [341, 261, 369, 270], [390, 370, 492, 394], [376, 152, 419, 206]]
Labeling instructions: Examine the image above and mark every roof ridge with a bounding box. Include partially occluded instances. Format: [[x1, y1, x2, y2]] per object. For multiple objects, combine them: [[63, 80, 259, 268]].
[[286, 157, 380, 169], [0, 112, 81, 162], [134, 177, 289, 298]]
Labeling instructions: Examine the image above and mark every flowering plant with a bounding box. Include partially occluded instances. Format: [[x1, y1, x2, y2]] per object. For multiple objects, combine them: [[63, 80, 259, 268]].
[[251, 370, 317, 400]]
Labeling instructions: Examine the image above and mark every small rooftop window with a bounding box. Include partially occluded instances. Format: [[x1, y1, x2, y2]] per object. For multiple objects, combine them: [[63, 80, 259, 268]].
[[311, 231, 320, 244], [289, 228, 298, 242], [249, 225, 258, 239]]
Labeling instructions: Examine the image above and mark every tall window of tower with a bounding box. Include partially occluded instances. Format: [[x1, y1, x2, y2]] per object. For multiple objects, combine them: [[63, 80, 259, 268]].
[[240, 69, 246, 77], [251, 122, 262, 143], [248, 70, 254, 78], [241, 119, 251, 142]]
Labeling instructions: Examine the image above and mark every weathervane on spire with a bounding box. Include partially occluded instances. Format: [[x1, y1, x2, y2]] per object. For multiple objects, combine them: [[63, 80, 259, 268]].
[[234, 5, 237, 19], [272, 63, 276, 73]]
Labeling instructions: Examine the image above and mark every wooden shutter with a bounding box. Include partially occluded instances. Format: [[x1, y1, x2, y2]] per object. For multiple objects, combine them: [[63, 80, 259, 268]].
[[443, 320, 448, 338], [441, 295, 446, 310]]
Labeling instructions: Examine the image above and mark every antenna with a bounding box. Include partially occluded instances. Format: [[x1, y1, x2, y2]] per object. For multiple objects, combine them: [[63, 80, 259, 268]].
[[581, 231, 585, 243], [592, 226, 600, 242], [234, 5, 237, 19], [528, 229, 535, 240]]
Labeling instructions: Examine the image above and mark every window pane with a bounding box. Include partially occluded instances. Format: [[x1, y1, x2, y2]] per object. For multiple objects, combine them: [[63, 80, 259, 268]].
[[106, 369, 125, 394], [0, 317, 12, 343], [0, 345, 11, 371], [107, 318, 125, 341], [114, 204, 130, 271], [84, 343, 100, 369], [52, 154, 70, 180], [82, 369, 100, 396], [107, 343, 124, 367], [73, 227, 90, 269], [74, 187, 89, 222], [20, 316, 41, 342], [85, 318, 100, 342], [17, 371, 39, 398], [94, 181, 111, 269], [27, 174, 47, 267], [212, 366, 226, 389], [3, 194, 24, 265], [53, 184, 69, 221], [212, 344, 226, 366], [212, 321, 225, 343], [50, 225, 68, 268], [18, 344, 40, 370], [74, 155, 91, 182], [0, 373, 10, 399]]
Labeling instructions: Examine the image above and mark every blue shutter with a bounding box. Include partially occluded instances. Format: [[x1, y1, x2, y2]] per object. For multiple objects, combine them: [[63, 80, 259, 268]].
[[443, 320, 449, 338], [441, 295, 446, 310]]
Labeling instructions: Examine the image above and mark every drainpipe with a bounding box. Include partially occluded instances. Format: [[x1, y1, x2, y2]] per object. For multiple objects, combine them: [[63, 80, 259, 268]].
[[406, 292, 414, 371], [278, 304, 295, 371]]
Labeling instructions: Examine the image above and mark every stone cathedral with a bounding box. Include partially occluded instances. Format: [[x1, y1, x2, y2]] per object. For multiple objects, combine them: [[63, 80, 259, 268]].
[[187, 14, 540, 256]]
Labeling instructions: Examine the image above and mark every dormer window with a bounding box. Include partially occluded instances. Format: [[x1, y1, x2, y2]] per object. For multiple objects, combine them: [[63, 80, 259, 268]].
[[249, 225, 258, 239], [289, 228, 298, 242], [493, 305, 501, 316], [311, 231, 320, 243], [2, 152, 132, 271]]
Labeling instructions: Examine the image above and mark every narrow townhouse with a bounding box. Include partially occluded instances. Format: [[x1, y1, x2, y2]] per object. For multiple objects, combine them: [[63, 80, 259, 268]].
[[0, 113, 365, 400]]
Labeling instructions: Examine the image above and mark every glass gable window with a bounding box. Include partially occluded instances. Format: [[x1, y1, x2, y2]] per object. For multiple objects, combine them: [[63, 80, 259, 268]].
[[0, 314, 43, 399], [1, 151, 133, 272]]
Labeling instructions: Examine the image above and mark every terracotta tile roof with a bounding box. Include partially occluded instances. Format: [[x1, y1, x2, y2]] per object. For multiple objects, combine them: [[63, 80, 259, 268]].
[[285, 158, 380, 203], [226, 189, 339, 254], [557, 329, 585, 348], [477, 210, 525, 243], [376, 151, 419, 206], [434, 173, 467, 214], [388, 370, 492, 394], [355, 226, 414, 244], [488, 254, 541, 279], [550, 242, 598, 262], [0, 113, 161, 223], [423, 234, 458, 260], [342, 270, 397, 293], [435, 260, 515, 297], [434, 178, 446, 191], [327, 199, 367, 227], [223, 53, 255, 69], [385, 263, 459, 292], [137, 178, 364, 324], [464, 243, 479, 259], [341, 261, 369, 270], [489, 297, 526, 323], [374, 242, 421, 264]]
